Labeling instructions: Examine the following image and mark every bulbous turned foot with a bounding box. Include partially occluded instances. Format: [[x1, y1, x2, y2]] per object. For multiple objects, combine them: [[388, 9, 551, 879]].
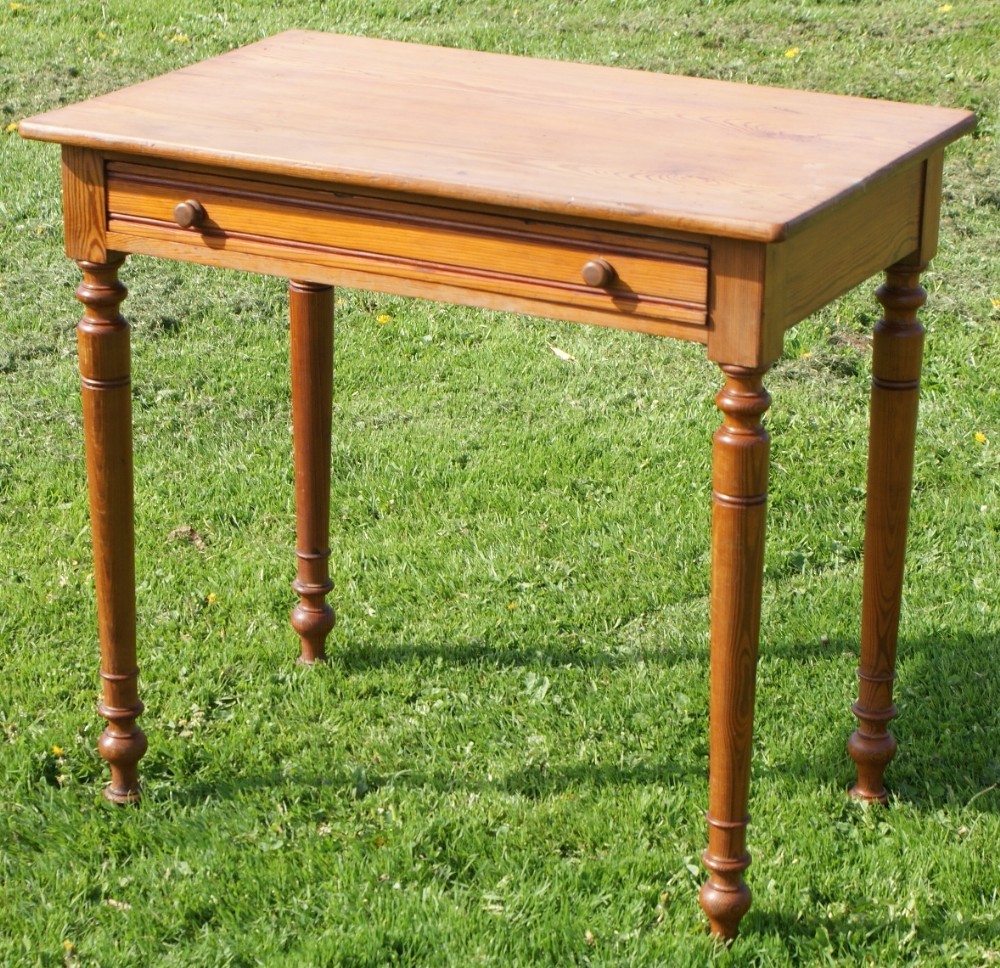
[[98, 719, 148, 804], [699, 870, 752, 941], [291, 596, 335, 665], [847, 724, 896, 804]]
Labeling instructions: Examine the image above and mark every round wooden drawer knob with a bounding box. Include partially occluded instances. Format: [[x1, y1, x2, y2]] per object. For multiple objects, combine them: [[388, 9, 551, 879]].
[[173, 199, 206, 229], [581, 258, 616, 288]]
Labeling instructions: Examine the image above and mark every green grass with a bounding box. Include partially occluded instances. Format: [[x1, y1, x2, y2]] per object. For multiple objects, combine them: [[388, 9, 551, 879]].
[[2, 1, 999, 965]]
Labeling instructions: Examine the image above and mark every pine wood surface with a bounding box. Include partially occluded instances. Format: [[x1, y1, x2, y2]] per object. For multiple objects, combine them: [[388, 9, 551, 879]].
[[20, 30, 974, 242], [700, 365, 772, 939], [288, 281, 336, 666], [848, 263, 927, 804], [103, 159, 710, 329], [17, 30, 979, 941], [75, 257, 146, 804]]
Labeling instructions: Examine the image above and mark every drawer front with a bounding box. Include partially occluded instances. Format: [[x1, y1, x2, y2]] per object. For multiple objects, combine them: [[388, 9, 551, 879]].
[[106, 161, 709, 334]]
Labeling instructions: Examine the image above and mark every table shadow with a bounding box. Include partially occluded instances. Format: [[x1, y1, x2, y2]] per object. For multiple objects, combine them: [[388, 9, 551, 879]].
[[149, 627, 997, 815], [760, 628, 1000, 814]]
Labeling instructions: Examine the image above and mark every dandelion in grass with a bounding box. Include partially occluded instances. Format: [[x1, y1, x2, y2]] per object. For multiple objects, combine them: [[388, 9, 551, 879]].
[[785, 47, 800, 59], [974, 432, 988, 444], [52, 745, 64, 756], [938, 3, 953, 11], [377, 313, 392, 324]]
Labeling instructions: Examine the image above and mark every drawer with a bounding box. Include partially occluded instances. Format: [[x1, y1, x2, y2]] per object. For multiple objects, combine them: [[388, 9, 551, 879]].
[[105, 161, 709, 334]]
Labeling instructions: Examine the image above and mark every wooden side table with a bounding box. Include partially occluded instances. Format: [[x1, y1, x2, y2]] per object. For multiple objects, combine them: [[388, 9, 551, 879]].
[[20, 31, 974, 938]]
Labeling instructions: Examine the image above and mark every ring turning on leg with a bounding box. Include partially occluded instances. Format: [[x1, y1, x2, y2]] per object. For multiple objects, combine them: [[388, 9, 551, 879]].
[[288, 281, 336, 664], [76, 256, 147, 803], [699, 364, 771, 940], [848, 262, 926, 803]]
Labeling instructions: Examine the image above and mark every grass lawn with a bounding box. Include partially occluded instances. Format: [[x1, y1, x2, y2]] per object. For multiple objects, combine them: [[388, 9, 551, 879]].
[[2, 1, 998, 965]]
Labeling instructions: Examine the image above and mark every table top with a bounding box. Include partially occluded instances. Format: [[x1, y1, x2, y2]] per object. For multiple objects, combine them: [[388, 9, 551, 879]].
[[20, 30, 974, 242]]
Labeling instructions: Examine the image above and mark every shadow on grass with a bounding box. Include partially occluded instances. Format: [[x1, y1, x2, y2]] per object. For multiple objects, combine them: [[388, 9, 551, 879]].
[[333, 636, 694, 672], [155, 756, 703, 810], [770, 629, 1000, 814], [328, 625, 1000, 815], [744, 901, 1000, 957], [142, 624, 997, 815]]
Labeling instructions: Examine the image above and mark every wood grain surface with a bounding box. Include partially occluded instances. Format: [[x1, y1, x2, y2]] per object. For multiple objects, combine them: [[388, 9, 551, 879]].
[[848, 262, 927, 803], [75, 257, 147, 804], [288, 281, 336, 666], [103, 159, 709, 330], [20, 30, 974, 241], [18, 32, 977, 941]]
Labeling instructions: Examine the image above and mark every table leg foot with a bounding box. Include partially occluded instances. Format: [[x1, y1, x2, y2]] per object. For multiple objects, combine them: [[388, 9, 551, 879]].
[[291, 595, 335, 665], [700, 853, 752, 941], [289, 280, 335, 665], [98, 681, 148, 804], [847, 725, 896, 804], [700, 364, 771, 940], [848, 262, 926, 804], [77, 256, 146, 804]]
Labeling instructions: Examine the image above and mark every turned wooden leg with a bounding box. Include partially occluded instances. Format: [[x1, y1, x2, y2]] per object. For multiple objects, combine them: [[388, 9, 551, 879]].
[[699, 364, 771, 940], [76, 256, 147, 804], [848, 262, 926, 803], [289, 280, 335, 664]]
